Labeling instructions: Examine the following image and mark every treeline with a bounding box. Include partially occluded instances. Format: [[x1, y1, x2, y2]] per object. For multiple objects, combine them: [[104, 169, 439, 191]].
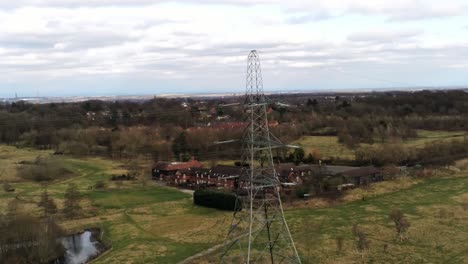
[[356, 137, 468, 166], [0, 90, 466, 162], [271, 90, 468, 147], [0, 200, 64, 263]]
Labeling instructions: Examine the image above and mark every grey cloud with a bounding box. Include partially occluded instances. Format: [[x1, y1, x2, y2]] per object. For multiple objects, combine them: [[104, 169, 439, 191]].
[[0, 31, 139, 51], [0, 0, 261, 9], [212, 42, 286, 51], [0, 35, 56, 49], [286, 12, 334, 24], [1, 1, 465, 24], [387, 7, 466, 21], [63, 31, 139, 50], [347, 29, 423, 44]]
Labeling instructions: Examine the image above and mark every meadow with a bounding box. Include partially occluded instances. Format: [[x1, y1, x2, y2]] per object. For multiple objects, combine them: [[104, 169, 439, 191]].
[[294, 129, 468, 160], [2, 144, 468, 263]]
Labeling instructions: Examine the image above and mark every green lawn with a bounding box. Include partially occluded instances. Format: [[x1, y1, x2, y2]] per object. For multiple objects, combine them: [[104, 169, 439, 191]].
[[89, 188, 189, 209]]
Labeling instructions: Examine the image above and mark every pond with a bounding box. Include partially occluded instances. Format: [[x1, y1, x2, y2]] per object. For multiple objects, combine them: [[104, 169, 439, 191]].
[[59, 230, 102, 264]]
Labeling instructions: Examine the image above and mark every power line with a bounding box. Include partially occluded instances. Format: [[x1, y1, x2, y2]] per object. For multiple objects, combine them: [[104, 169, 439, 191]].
[[221, 50, 301, 263]]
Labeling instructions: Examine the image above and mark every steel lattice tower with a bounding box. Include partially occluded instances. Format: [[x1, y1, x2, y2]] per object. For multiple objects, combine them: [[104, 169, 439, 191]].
[[221, 50, 301, 264]]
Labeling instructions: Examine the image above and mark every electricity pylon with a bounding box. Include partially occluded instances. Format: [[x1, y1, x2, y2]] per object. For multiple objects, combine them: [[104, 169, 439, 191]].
[[221, 50, 302, 263]]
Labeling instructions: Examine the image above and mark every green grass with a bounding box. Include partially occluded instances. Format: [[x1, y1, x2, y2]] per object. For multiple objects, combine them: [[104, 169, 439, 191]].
[[89, 188, 189, 209], [293, 136, 355, 160], [0, 146, 228, 263], [0, 145, 52, 181], [293, 130, 468, 161], [404, 130, 467, 148], [286, 173, 468, 263], [3, 144, 468, 263]]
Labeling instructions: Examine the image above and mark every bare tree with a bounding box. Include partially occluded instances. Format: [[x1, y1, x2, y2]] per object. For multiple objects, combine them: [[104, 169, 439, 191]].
[[63, 183, 81, 219], [352, 224, 369, 253], [139, 168, 151, 188], [389, 208, 410, 240], [0, 213, 64, 263], [336, 236, 344, 254], [38, 190, 57, 217]]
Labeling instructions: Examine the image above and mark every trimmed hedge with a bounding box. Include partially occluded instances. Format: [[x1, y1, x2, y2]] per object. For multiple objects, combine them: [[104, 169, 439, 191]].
[[193, 189, 241, 211]]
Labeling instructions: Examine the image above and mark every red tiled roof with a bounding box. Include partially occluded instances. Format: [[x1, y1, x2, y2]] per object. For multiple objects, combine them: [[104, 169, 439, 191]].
[[153, 159, 203, 171]]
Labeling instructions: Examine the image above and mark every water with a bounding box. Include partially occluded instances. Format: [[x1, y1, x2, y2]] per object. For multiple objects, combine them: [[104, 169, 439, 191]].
[[61, 231, 98, 264]]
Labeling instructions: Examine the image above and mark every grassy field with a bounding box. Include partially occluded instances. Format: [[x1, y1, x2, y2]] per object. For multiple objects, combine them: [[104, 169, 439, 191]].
[[195, 169, 468, 263], [0, 145, 52, 181], [293, 130, 468, 160], [2, 144, 468, 263], [0, 145, 230, 263], [405, 130, 467, 148], [287, 171, 468, 263], [293, 136, 355, 160]]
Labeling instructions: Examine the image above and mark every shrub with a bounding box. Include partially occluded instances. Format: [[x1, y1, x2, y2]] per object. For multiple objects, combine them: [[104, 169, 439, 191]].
[[63, 183, 81, 219], [295, 185, 310, 198], [94, 180, 106, 189], [17, 156, 72, 182], [38, 190, 57, 216], [3, 182, 15, 192], [336, 236, 344, 253], [389, 208, 410, 240], [352, 223, 370, 252], [193, 189, 241, 211]]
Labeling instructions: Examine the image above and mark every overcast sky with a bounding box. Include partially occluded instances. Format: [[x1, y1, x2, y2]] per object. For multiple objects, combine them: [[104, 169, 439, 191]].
[[1, 0, 467, 97]]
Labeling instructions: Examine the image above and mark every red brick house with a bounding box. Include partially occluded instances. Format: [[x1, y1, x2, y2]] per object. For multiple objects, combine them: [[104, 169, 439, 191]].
[[152, 159, 203, 179]]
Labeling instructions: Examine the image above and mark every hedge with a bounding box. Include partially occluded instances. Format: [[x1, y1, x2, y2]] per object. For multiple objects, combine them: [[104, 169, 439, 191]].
[[193, 189, 241, 211]]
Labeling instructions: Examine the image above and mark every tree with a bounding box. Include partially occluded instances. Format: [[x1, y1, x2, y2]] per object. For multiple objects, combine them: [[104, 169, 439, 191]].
[[0, 213, 64, 263], [306, 98, 318, 108], [352, 223, 369, 252], [336, 236, 344, 254], [7, 198, 21, 219], [292, 147, 305, 165], [172, 132, 188, 161], [38, 190, 57, 216], [138, 165, 151, 188], [389, 208, 410, 240], [63, 183, 81, 219], [305, 153, 314, 164]]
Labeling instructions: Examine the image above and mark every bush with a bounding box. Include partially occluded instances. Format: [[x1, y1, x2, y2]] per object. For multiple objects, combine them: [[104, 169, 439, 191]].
[[295, 185, 310, 198], [193, 189, 241, 211], [94, 180, 106, 189], [58, 141, 89, 156], [389, 208, 410, 240], [3, 182, 15, 192], [17, 156, 72, 182], [352, 223, 370, 252]]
